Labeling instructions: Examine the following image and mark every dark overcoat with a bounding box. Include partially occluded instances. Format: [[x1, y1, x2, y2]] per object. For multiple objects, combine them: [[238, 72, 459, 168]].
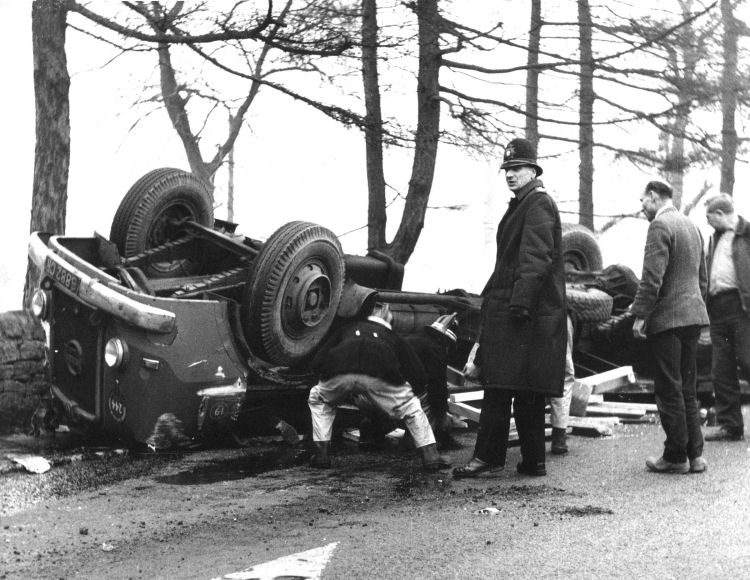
[[478, 179, 566, 396]]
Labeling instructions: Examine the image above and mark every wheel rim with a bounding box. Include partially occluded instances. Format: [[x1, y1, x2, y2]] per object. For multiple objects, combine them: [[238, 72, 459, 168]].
[[280, 259, 333, 337], [564, 250, 587, 272], [146, 201, 199, 275]]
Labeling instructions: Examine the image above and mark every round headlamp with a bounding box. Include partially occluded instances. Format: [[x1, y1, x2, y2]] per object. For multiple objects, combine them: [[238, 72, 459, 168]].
[[31, 289, 49, 319], [104, 338, 128, 369]]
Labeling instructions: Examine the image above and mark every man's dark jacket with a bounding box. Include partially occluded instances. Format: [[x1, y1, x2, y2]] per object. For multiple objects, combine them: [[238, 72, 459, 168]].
[[707, 214, 750, 314], [311, 318, 428, 392], [479, 179, 566, 396], [404, 332, 449, 417]]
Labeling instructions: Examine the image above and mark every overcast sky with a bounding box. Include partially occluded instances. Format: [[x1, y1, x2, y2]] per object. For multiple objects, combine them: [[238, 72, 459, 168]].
[[3, 1, 749, 312]]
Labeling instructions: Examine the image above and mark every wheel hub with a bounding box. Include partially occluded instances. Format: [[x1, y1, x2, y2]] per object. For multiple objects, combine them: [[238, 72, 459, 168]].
[[282, 262, 332, 332]]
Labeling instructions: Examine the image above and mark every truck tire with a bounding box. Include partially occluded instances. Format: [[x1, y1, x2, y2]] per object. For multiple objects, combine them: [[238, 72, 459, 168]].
[[566, 285, 613, 323], [562, 223, 602, 272], [243, 221, 345, 366], [110, 168, 214, 278]]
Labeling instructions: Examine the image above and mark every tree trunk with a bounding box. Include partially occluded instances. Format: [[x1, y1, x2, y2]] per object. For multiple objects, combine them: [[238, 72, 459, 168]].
[[26, 0, 70, 307], [361, 0, 387, 252], [388, 0, 441, 264], [156, 42, 213, 189], [662, 112, 688, 210], [227, 116, 235, 223], [525, 0, 542, 149], [577, 0, 594, 230], [720, 0, 738, 196]]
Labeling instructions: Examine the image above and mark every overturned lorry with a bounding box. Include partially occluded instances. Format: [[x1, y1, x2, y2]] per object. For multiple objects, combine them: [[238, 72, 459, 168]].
[[27, 168, 696, 447]]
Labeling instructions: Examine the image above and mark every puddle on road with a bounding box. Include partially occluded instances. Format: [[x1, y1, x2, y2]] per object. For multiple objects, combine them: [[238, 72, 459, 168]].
[[155, 448, 309, 485]]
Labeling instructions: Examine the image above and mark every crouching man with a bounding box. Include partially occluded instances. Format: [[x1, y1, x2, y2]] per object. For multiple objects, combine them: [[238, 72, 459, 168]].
[[404, 312, 460, 449], [307, 303, 452, 471]]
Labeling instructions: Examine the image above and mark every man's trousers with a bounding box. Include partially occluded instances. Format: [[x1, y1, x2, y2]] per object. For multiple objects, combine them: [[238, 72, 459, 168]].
[[308, 373, 435, 448], [649, 325, 703, 463]]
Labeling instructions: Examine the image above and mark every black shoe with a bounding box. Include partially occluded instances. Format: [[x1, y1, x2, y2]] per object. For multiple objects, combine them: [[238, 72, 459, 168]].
[[436, 431, 463, 451], [516, 461, 546, 476], [309, 455, 331, 469], [452, 458, 504, 478], [704, 426, 744, 442]]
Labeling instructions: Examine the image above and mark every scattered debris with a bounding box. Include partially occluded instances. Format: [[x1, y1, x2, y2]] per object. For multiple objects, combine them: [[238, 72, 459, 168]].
[[101, 542, 116, 552], [557, 505, 614, 517], [146, 413, 190, 451], [7, 454, 51, 474], [474, 507, 501, 516]]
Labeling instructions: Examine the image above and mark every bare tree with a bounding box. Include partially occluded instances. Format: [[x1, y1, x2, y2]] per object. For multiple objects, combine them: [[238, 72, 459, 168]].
[[25, 0, 70, 307], [578, 0, 594, 229], [385, 0, 442, 263], [719, 0, 739, 195], [361, 0, 387, 252], [525, 0, 542, 148], [68, 1, 358, 193]]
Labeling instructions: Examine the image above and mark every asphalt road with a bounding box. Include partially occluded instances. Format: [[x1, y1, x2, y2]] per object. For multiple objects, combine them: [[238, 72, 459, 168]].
[[1, 406, 749, 579]]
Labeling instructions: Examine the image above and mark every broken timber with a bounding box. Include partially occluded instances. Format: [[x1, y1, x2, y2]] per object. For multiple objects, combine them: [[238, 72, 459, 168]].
[[447, 392, 622, 437]]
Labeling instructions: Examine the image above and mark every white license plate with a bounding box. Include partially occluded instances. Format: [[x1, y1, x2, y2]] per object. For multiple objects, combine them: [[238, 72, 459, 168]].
[[44, 257, 81, 294]]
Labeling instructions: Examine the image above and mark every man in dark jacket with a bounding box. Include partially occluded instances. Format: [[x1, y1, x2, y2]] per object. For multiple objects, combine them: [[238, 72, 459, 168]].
[[307, 303, 451, 471], [453, 137, 566, 479], [703, 193, 750, 442], [632, 180, 709, 474], [404, 313, 459, 449]]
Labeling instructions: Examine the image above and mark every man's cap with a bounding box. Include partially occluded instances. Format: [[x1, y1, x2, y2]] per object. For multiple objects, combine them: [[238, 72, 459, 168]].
[[425, 312, 458, 344], [500, 138, 543, 176]]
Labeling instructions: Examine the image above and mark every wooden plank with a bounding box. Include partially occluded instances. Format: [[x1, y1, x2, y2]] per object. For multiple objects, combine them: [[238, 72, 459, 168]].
[[450, 391, 484, 403], [593, 401, 658, 414], [448, 400, 481, 423], [578, 365, 637, 394], [585, 406, 646, 419]]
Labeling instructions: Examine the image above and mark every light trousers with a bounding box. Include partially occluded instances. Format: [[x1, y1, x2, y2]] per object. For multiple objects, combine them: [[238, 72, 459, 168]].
[[550, 314, 575, 429], [308, 373, 435, 448]]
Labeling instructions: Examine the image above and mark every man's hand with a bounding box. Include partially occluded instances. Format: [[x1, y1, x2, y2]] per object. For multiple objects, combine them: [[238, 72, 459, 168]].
[[509, 305, 531, 321], [463, 342, 481, 378], [632, 317, 647, 340]]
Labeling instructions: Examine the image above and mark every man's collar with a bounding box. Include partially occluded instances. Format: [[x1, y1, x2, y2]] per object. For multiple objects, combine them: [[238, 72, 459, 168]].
[[367, 315, 392, 330], [513, 178, 544, 202], [655, 201, 675, 218]]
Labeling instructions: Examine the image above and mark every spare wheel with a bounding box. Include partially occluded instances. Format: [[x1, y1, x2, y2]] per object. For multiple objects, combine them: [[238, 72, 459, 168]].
[[109, 168, 214, 278], [566, 285, 613, 323], [562, 223, 602, 272], [243, 221, 345, 366]]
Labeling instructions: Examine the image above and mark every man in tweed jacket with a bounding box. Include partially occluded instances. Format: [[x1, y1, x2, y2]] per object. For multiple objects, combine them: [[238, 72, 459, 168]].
[[631, 180, 709, 474]]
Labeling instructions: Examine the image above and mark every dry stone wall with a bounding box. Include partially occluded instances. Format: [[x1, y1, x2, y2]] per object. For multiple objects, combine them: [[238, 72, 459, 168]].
[[0, 311, 49, 434]]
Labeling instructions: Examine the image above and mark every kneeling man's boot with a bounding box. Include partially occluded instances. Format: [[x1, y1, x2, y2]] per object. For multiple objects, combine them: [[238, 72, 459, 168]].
[[551, 427, 568, 455], [419, 443, 452, 472], [310, 441, 331, 468]]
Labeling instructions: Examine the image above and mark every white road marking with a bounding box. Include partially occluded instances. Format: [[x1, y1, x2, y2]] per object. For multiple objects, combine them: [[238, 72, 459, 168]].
[[211, 542, 339, 580]]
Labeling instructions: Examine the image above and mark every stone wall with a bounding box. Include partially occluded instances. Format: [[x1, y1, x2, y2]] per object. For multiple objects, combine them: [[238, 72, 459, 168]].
[[0, 311, 50, 434]]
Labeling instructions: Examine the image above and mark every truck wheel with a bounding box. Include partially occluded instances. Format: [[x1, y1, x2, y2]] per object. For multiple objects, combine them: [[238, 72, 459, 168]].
[[243, 221, 345, 366], [566, 285, 613, 323], [110, 168, 213, 278], [562, 223, 602, 272], [598, 263, 640, 303]]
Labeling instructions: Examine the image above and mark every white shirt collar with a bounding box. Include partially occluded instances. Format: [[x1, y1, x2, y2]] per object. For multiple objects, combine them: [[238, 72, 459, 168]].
[[655, 201, 674, 218], [367, 315, 392, 330]]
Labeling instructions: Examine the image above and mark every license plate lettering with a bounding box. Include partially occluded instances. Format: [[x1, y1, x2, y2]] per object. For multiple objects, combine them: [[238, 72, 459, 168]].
[[45, 258, 81, 294]]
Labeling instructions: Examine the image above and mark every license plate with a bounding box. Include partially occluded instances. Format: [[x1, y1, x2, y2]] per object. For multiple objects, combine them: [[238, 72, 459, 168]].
[[45, 257, 81, 294]]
